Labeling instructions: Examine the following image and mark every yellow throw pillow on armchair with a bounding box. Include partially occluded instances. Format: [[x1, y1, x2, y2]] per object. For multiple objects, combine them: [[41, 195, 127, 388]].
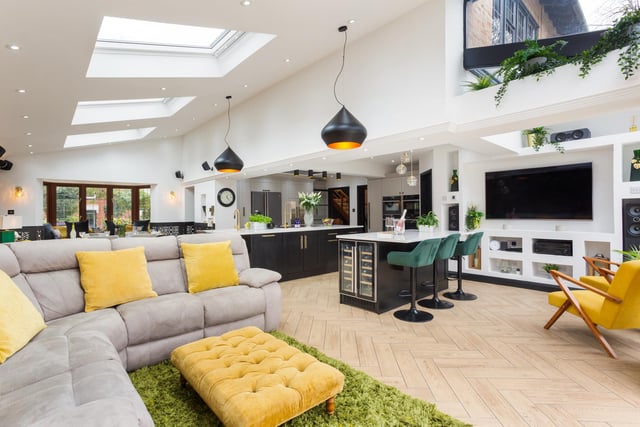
[[76, 246, 157, 312], [182, 241, 239, 293], [0, 270, 46, 363]]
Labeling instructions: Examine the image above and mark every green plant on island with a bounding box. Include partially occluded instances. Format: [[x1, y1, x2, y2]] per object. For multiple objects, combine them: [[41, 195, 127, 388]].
[[464, 205, 484, 231], [248, 214, 272, 223], [543, 263, 560, 274], [522, 126, 565, 153], [298, 192, 322, 212], [615, 244, 640, 261], [495, 39, 569, 106], [417, 211, 439, 227]]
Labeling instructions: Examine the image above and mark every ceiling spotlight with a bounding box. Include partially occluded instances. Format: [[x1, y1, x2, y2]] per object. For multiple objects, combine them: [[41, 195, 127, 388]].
[[6, 44, 20, 51], [240, 0, 252, 5], [16, 89, 26, 94]]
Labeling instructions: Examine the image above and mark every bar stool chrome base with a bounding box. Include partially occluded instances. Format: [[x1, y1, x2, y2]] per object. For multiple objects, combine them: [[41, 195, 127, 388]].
[[443, 289, 477, 300], [393, 308, 434, 322]]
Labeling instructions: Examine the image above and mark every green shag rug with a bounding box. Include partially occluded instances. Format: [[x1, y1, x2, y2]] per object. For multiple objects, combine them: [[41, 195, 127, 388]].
[[129, 331, 470, 427]]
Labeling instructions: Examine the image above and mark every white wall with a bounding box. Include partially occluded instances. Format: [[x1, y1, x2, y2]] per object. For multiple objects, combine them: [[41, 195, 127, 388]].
[[0, 138, 185, 226]]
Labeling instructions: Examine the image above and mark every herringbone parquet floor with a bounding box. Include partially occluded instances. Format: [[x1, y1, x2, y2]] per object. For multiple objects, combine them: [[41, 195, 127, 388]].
[[278, 273, 640, 426]]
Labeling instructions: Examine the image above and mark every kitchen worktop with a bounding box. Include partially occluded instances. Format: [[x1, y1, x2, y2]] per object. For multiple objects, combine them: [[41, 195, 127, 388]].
[[205, 225, 362, 235]]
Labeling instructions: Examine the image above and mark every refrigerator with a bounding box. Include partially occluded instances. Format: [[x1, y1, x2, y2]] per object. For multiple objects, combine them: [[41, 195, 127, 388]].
[[250, 191, 282, 226]]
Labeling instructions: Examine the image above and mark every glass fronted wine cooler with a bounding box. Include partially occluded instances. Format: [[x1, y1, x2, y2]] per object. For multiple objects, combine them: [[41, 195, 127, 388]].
[[339, 240, 376, 302]]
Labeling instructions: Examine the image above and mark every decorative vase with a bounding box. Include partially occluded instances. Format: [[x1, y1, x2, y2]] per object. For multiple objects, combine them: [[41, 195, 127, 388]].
[[303, 210, 314, 227], [631, 149, 640, 181], [450, 169, 459, 192], [70, 223, 77, 239]]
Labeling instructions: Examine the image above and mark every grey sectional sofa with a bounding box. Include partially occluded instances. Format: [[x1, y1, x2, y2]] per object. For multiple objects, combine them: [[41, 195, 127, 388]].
[[0, 232, 282, 426]]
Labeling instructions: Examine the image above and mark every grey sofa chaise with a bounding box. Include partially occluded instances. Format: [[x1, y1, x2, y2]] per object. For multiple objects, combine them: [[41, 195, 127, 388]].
[[0, 232, 282, 426]]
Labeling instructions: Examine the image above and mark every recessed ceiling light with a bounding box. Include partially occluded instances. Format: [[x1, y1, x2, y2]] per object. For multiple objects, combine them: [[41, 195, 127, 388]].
[[161, 87, 167, 91], [363, 148, 368, 152], [22, 115, 29, 119], [240, 0, 252, 6], [126, 123, 131, 127], [29, 151, 34, 155], [391, 159, 395, 163], [243, 84, 248, 88], [25, 133, 32, 136], [418, 136, 425, 141], [16, 89, 26, 94], [284, 58, 291, 63], [348, 19, 356, 24], [27, 144, 32, 147], [6, 44, 21, 51]]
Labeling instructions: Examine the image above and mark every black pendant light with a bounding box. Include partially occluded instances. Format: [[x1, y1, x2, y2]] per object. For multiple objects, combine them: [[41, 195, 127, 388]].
[[214, 95, 244, 173], [321, 25, 367, 150]]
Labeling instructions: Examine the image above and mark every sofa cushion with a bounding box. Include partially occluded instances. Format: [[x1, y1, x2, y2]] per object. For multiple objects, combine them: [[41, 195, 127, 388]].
[[117, 293, 204, 347], [182, 241, 239, 293], [0, 331, 152, 427], [196, 285, 266, 327], [0, 270, 46, 363], [76, 246, 157, 312]]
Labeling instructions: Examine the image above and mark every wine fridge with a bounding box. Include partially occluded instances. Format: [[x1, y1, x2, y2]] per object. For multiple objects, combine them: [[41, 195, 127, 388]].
[[339, 240, 376, 302]]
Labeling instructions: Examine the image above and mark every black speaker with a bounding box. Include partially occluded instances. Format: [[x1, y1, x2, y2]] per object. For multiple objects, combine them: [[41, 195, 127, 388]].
[[448, 204, 459, 231], [175, 170, 184, 179], [623, 199, 640, 250], [201, 161, 211, 171], [0, 160, 13, 171], [550, 128, 591, 143]]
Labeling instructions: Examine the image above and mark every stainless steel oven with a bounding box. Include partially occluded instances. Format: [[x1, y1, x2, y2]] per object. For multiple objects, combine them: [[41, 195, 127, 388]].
[[382, 196, 401, 217]]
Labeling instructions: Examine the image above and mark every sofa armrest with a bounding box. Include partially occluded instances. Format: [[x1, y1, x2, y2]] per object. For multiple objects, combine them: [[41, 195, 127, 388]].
[[239, 268, 282, 288]]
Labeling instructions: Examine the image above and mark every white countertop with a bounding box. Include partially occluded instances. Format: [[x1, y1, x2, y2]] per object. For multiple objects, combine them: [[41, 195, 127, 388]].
[[336, 230, 461, 243], [200, 225, 361, 235]]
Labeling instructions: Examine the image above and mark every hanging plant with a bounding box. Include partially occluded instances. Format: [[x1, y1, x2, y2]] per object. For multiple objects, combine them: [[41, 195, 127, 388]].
[[574, 6, 640, 79], [495, 39, 569, 106]]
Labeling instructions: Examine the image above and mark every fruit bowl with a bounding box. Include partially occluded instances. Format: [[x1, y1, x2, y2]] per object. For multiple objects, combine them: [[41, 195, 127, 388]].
[[322, 218, 334, 226]]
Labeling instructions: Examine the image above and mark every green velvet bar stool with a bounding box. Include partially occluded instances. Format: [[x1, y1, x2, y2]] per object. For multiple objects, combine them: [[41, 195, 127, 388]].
[[443, 231, 484, 301], [418, 233, 460, 309], [387, 238, 442, 322]]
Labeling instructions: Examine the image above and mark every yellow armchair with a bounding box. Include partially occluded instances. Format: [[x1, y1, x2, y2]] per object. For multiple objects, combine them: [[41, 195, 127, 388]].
[[579, 256, 620, 292], [545, 260, 640, 358]]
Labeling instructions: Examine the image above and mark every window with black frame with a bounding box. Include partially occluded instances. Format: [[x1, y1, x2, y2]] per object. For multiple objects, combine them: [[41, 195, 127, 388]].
[[464, 0, 627, 70]]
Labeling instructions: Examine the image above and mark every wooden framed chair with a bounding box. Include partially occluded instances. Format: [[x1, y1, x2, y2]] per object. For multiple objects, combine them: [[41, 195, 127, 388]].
[[544, 260, 640, 358], [580, 256, 620, 291]]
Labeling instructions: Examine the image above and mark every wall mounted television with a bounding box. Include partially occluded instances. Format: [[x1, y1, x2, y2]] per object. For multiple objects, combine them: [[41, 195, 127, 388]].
[[485, 162, 593, 220]]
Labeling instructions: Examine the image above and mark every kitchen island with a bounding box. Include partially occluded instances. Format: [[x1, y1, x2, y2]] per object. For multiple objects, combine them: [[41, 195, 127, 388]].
[[337, 230, 458, 313]]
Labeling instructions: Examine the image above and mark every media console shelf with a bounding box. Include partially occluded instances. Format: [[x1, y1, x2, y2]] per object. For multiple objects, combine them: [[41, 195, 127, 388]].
[[468, 229, 615, 286]]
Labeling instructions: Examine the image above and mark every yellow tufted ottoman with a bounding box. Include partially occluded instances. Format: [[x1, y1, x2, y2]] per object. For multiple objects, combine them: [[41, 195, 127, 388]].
[[170, 326, 345, 427]]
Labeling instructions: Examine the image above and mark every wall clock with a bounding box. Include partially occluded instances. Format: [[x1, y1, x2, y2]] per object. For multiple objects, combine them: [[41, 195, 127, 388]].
[[217, 188, 236, 207]]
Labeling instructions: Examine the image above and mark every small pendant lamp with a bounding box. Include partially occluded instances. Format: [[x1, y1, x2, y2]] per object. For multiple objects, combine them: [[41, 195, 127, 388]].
[[321, 26, 367, 150], [214, 95, 244, 173]]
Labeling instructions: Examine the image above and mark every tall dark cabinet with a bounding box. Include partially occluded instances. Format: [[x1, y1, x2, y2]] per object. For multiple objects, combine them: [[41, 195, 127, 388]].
[[250, 191, 282, 226]]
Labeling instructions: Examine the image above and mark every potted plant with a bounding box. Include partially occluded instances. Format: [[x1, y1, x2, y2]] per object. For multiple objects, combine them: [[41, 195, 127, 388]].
[[463, 73, 495, 91], [298, 192, 322, 226], [248, 214, 272, 230], [495, 39, 568, 106], [574, 3, 640, 79], [522, 126, 565, 153], [417, 211, 439, 232], [615, 244, 640, 261], [543, 263, 560, 274], [465, 205, 484, 231]]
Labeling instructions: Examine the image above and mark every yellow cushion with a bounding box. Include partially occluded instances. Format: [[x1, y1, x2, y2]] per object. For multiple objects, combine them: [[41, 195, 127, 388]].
[[171, 326, 345, 427], [579, 275, 610, 292], [181, 241, 239, 293], [0, 270, 46, 363], [76, 246, 157, 312]]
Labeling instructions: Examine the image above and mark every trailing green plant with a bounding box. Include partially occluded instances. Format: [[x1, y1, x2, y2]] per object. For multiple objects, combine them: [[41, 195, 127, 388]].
[[543, 263, 560, 273], [573, 6, 640, 79], [464, 205, 483, 231], [416, 211, 439, 227], [248, 214, 272, 223], [495, 39, 569, 106], [614, 244, 640, 261], [522, 126, 565, 153], [463, 73, 495, 91]]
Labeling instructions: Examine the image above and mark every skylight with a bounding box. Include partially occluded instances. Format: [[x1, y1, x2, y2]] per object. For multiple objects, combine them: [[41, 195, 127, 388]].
[[71, 97, 194, 125], [87, 16, 275, 78], [98, 17, 227, 49], [64, 128, 156, 148]]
